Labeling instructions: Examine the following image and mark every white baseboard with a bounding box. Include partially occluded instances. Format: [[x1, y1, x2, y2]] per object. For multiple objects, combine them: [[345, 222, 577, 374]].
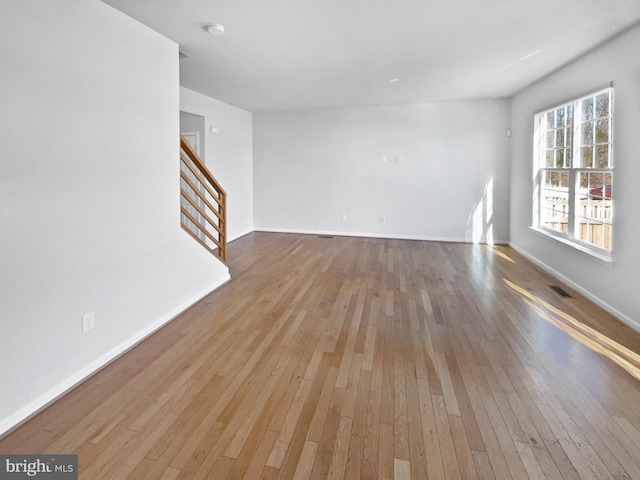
[[509, 243, 640, 334], [254, 227, 509, 245], [0, 275, 230, 438]]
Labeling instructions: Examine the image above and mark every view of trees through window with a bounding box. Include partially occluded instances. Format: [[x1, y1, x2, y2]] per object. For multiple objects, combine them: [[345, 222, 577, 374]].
[[535, 88, 613, 253]]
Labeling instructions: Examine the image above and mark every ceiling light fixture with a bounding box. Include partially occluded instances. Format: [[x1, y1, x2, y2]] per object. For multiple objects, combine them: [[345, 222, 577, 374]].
[[204, 24, 225, 35], [389, 78, 400, 83]]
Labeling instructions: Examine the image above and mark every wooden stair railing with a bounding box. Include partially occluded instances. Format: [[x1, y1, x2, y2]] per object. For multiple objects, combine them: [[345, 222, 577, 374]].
[[179, 135, 227, 263]]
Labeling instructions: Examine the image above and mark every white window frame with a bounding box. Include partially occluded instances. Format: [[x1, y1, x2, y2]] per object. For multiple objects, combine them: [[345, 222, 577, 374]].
[[532, 86, 614, 260]]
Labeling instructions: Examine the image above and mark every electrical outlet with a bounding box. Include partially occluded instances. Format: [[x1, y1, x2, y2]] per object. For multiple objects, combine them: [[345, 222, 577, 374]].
[[380, 216, 386, 223], [82, 312, 95, 334], [396, 155, 402, 163], [341, 214, 347, 222]]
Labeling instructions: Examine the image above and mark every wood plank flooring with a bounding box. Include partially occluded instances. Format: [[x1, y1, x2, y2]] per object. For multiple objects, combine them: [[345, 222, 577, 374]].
[[2, 232, 640, 479]]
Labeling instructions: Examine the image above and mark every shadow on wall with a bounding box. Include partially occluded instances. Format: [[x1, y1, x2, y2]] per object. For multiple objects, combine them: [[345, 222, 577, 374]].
[[466, 177, 494, 244]]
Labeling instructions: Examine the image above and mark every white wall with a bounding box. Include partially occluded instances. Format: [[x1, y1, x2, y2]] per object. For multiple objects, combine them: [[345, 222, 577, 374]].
[[510, 24, 640, 331], [0, 0, 230, 434], [254, 101, 511, 243], [180, 88, 254, 241]]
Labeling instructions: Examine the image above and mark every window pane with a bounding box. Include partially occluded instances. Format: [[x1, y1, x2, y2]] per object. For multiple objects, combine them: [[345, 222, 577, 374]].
[[556, 108, 565, 126], [578, 172, 589, 189], [595, 145, 609, 168], [578, 171, 612, 233], [578, 171, 589, 196], [555, 129, 564, 148], [544, 170, 569, 189], [547, 111, 555, 129], [590, 172, 604, 190], [541, 207, 568, 234], [566, 104, 573, 124], [566, 147, 572, 166], [549, 170, 569, 189], [591, 223, 605, 248], [595, 119, 609, 144], [581, 121, 594, 145], [576, 218, 587, 243], [555, 150, 564, 167], [565, 127, 572, 146], [541, 171, 570, 233], [582, 98, 594, 121], [545, 151, 554, 167], [602, 173, 613, 248], [545, 171, 569, 188], [590, 202, 609, 222], [596, 92, 610, 117], [580, 147, 593, 168], [546, 131, 554, 148]]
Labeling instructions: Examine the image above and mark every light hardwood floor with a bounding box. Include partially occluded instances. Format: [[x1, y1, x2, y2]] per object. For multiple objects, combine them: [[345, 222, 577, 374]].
[[2, 232, 640, 479]]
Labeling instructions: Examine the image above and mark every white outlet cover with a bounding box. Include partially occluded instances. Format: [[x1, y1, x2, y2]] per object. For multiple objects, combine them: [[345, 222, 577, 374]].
[[82, 312, 95, 334]]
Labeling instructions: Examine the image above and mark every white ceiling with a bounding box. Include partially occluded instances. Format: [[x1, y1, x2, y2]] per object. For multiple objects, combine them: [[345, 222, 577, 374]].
[[102, 0, 640, 112]]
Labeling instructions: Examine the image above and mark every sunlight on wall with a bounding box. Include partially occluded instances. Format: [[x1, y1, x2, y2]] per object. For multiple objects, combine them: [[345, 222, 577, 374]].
[[486, 177, 494, 225], [472, 201, 484, 244], [532, 118, 541, 226], [503, 278, 640, 382], [470, 177, 495, 244], [532, 183, 539, 227]]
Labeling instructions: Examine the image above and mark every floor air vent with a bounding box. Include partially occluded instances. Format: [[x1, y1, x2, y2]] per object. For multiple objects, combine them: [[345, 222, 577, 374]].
[[549, 285, 572, 298], [318, 235, 334, 239]]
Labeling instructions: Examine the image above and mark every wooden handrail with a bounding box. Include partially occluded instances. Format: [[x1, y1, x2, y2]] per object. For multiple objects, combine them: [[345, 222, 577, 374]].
[[180, 137, 226, 197], [179, 135, 227, 263], [180, 153, 223, 204]]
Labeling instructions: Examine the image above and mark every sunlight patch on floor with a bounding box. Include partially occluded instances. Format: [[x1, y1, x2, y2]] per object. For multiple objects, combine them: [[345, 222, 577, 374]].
[[486, 246, 516, 264], [503, 278, 640, 382]]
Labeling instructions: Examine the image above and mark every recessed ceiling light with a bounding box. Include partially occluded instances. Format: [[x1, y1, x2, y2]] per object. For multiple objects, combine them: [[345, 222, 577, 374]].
[[389, 78, 400, 83], [204, 24, 225, 35]]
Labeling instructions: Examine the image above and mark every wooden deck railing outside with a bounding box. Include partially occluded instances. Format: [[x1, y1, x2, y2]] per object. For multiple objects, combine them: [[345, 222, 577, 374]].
[[542, 197, 612, 250], [179, 135, 226, 262]]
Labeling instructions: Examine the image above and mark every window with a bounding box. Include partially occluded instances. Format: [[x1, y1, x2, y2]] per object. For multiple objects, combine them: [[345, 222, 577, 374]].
[[533, 87, 614, 256]]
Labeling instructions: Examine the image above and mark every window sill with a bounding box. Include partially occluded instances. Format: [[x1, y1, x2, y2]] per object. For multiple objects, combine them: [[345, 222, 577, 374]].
[[529, 227, 613, 265]]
